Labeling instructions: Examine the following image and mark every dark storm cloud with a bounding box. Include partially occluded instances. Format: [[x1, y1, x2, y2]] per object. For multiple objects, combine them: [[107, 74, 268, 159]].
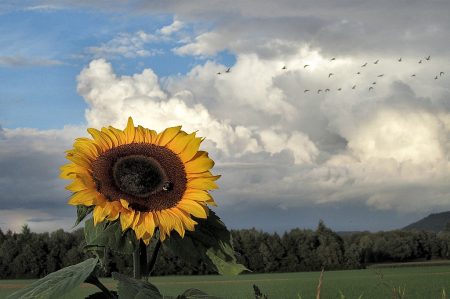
[[0, 127, 85, 231], [216, 199, 425, 233], [0, 151, 66, 210]]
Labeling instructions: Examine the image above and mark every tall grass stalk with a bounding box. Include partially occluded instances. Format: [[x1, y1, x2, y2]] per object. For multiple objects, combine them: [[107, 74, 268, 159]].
[[316, 268, 324, 299]]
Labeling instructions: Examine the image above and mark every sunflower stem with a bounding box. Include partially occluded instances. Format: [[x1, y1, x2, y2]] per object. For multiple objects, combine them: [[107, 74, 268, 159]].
[[147, 238, 162, 276], [133, 240, 147, 279]]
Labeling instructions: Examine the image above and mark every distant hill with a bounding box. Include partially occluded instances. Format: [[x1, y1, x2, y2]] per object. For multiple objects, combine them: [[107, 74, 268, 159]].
[[403, 211, 450, 232]]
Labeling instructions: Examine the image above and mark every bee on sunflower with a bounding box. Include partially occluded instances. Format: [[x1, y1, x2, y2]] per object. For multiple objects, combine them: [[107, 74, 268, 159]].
[[60, 117, 219, 245]]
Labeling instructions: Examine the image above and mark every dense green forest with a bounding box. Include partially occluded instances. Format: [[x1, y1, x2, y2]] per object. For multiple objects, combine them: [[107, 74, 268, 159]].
[[1, 221, 450, 279]]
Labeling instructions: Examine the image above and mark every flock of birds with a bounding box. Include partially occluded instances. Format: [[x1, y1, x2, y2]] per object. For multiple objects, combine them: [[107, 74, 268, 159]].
[[216, 55, 446, 93]]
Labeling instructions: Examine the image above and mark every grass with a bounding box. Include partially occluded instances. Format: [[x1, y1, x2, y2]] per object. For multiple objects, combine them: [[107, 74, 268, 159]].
[[2, 264, 450, 298], [367, 260, 450, 268]]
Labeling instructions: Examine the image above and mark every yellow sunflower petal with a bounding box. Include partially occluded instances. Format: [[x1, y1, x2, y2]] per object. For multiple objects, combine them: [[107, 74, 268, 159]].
[[124, 117, 136, 143], [187, 171, 218, 179], [101, 127, 119, 147], [73, 139, 99, 161], [68, 189, 98, 206], [167, 132, 195, 154], [144, 212, 156, 236], [135, 126, 146, 143], [78, 174, 96, 190], [93, 205, 107, 225], [66, 154, 92, 169], [66, 174, 96, 192], [177, 200, 208, 219], [144, 213, 156, 236], [108, 126, 126, 145], [94, 193, 107, 205], [155, 211, 173, 240], [184, 152, 215, 174], [178, 137, 202, 162], [187, 177, 219, 190], [156, 126, 182, 146], [100, 203, 112, 221], [120, 209, 135, 231], [172, 208, 197, 231], [60, 163, 89, 179], [75, 137, 101, 152], [166, 209, 185, 237], [120, 199, 130, 209], [134, 215, 146, 239], [66, 179, 87, 192], [132, 211, 142, 228], [106, 202, 121, 221], [87, 128, 112, 151], [182, 189, 213, 202], [142, 128, 157, 143]]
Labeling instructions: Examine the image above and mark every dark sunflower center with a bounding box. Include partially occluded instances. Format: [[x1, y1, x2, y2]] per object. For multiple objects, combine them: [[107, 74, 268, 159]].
[[91, 143, 187, 212], [112, 155, 166, 198]]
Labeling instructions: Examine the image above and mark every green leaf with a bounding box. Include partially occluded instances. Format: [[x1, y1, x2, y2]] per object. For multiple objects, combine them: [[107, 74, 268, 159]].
[[164, 210, 248, 275], [84, 218, 137, 254], [112, 272, 162, 299], [74, 205, 94, 227], [206, 248, 248, 275], [177, 289, 221, 299], [7, 258, 98, 299]]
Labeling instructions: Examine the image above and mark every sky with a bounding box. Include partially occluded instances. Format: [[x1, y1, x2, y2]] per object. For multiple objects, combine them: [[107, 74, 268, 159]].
[[0, 0, 449, 234]]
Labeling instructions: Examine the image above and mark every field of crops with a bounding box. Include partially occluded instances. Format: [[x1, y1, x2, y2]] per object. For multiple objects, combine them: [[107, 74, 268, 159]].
[[2, 264, 450, 298]]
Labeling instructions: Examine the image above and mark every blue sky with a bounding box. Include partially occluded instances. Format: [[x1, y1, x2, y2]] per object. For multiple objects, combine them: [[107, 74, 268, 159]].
[[1, 1, 450, 233], [0, 7, 234, 129]]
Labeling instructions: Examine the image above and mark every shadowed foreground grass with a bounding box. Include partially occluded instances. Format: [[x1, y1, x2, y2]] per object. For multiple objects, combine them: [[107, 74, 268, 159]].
[[2, 265, 450, 298]]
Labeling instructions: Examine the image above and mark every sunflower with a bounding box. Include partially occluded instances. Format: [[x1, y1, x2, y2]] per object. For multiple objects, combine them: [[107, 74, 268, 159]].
[[60, 117, 219, 244]]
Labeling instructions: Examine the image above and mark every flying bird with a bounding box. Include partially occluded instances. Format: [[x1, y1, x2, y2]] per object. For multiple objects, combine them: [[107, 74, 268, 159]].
[[411, 74, 416, 77], [440, 72, 445, 76], [337, 88, 342, 91], [325, 88, 330, 92], [282, 66, 287, 70], [377, 74, 384, 77], [217, 72, 221, 75], [304, 89, 309, 93], [398, 58, 402, 62], [372, 82, 377, 85], [328, 73, 334, 78], [317, 89, 322, 94], [426, 55, 431, 61], [304, 64, 309, 68], [330, 58, 336, 61], [356, 72, 361, 75], [369, 87, 374, 91], [352, 85, 356, 89], [226, 68, 231, 73], [361, 62, 367, 67], [434, 76, 438, 80], [418, 60, 422, 64], [374, 59, 379, 64]]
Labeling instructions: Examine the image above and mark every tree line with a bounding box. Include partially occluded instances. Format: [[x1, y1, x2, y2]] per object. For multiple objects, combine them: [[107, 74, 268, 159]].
[[1, 221, 450, 279]]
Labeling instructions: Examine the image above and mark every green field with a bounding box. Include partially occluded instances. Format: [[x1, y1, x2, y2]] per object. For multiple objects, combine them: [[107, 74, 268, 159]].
[[2, 265, 450, 299]]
